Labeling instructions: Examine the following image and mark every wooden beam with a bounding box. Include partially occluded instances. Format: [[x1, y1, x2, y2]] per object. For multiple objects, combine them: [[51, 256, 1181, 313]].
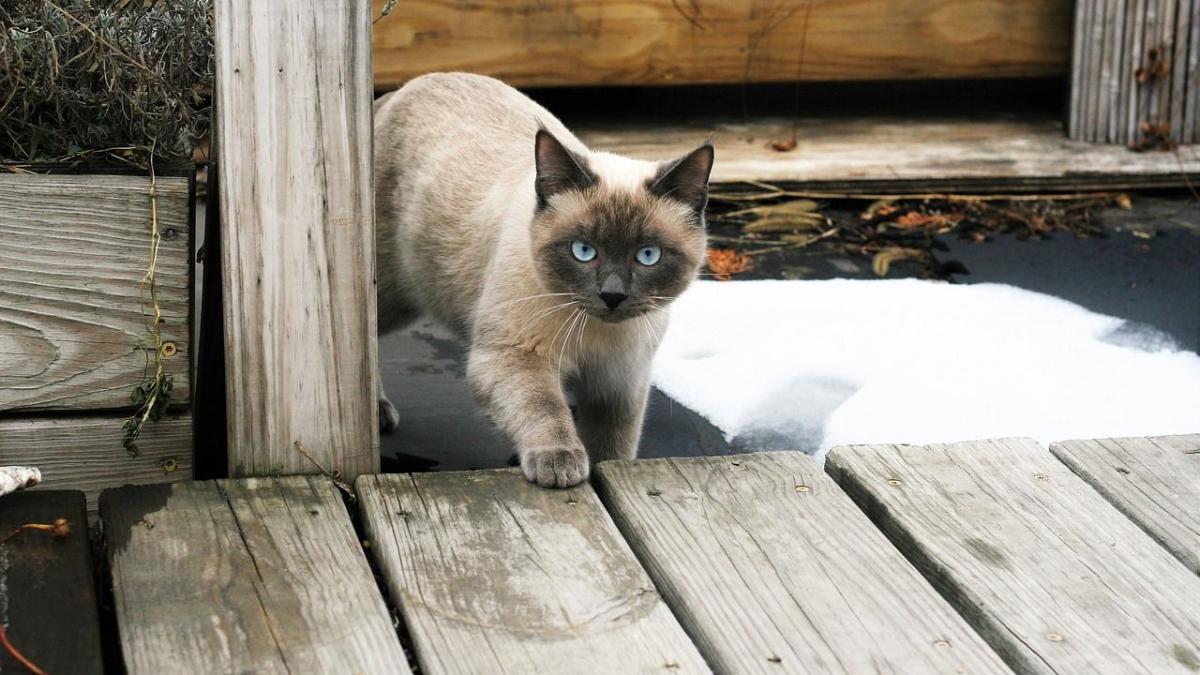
[[101, 477, 409, 674], [575, 115, 1200, 192], [0, 174, 191, 412], [0, 490, 103, 675], [594, 453, 1011, 675], [215, 0, 379, 478], [0, 414, 192, 514], [1051, 434, 1200, 575], [372, 0, 1073, 89], [828, 438, 1200, 675], [357, 471, 710, 674]]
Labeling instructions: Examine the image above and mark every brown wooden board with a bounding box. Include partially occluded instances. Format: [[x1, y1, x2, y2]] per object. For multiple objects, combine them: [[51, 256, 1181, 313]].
[[594, 453, 1012, 675], [215, 0, 379, 479], [372, 0, 1073, 89], [827, 438, 1200, 675], [1051, 434, 1200, 575], [0, 414, 192, 514], [0, 490, 103, 675], [0, 174, 191, 412], [101, 477, 409, 674], [576, 116, 1200, 192], [357, 471, 710, 674]]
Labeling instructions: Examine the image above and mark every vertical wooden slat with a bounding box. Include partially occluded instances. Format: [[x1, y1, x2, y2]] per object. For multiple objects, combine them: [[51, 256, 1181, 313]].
[[1069, 0, 1089, 137], [1168, 0, 1191, 141], [215, 0, 379, 478], [1097, 0, 1116, 141], [1184, 0, 1200, 142]]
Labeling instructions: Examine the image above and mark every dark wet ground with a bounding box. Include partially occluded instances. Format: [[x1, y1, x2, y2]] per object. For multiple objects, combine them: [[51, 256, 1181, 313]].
[[380, 193, 1200, 473]]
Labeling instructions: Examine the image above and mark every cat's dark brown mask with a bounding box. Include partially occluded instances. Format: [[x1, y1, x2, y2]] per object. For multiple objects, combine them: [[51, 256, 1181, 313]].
[[530, 130, 713, 323]]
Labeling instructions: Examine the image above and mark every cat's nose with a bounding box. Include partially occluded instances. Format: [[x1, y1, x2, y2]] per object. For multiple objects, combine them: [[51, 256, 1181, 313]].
[[600, 291, 628, 310], [600, 274, 627, 310]]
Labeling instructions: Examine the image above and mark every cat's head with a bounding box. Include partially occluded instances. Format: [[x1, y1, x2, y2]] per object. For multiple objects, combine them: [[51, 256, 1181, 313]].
[[530, 129, 713, 323]]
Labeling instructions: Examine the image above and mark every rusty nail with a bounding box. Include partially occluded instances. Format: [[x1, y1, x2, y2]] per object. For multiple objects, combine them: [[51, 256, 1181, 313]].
[[1034, 473, 1048, 481], [160, 458, 178, 473], [795, 485, 811, 493], [162, 227, 178, 240], [887, 478, 902, 486], [160, 341, 178, 358]]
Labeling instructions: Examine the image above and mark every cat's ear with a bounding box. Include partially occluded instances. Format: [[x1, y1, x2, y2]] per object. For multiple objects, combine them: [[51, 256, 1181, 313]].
[[648, 144, 715, 218], [534, 128, 595, 210]]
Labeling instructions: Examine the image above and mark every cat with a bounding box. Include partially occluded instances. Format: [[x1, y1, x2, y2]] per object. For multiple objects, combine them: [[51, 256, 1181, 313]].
[[373, 73, 713, 487]]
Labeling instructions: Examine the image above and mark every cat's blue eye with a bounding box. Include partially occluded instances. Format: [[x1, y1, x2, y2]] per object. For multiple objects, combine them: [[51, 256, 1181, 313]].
[[571, 240, 597, 262], [636, 245, 662, 266]]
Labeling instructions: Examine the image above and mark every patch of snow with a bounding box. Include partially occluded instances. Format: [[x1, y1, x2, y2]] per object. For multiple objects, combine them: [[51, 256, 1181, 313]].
[[652, 279, 1200, 459]]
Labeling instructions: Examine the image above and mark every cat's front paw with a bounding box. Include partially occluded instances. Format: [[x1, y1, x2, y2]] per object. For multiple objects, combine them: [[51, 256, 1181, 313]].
[[520, 445, 589, 488], [379, 396, 400, 433]]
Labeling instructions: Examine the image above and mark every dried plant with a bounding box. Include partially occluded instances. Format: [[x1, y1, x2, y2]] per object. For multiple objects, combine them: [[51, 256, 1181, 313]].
[[0, 0, 213, 166]]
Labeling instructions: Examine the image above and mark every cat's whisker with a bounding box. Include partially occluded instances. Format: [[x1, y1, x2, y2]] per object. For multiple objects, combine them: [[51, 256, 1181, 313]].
[[494, 292, 574, 309], [575, 314, 588, 366], [557, 309, 585, 382]]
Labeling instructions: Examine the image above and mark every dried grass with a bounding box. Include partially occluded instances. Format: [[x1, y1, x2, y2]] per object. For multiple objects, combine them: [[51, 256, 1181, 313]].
[[0, 0, 213, 166]]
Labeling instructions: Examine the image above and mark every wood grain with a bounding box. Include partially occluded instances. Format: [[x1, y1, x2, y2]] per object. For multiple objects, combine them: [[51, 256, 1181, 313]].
[[594, 453, 1011, 675], [101, 476, 409, 675], [1051, 434, 1200, 575], [0, 174, 190, 412], [357, 470, 711, 675], [0, 414, 192, 514], [372, 0, 1072, 89], [215, 0, 379, 478], [0, 490, 103, 675], [827, 438, 1200, 675], [576, 115, 1200, 191]]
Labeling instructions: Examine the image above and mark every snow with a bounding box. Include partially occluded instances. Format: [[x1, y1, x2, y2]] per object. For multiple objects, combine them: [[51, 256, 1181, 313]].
[[652, 279, 1200, 459]]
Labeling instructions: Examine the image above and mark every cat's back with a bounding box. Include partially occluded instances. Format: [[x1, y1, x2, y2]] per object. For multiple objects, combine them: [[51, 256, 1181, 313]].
[[375, 72, 580, 196]]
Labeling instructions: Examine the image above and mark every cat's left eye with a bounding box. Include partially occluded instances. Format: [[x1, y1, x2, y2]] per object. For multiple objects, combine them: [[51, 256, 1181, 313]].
[[636, 245, 662, 266]]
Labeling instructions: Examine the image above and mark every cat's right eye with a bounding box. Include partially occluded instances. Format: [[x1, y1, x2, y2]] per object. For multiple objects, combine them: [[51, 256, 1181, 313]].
[[571, 240, 597, 262]]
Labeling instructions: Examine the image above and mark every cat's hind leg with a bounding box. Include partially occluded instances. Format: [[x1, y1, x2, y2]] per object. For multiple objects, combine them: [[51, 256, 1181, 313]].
[[376, 296, 421, 434]]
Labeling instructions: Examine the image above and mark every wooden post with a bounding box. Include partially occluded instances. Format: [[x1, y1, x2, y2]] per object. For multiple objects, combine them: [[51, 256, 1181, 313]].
[[215, 0, 378, 478]]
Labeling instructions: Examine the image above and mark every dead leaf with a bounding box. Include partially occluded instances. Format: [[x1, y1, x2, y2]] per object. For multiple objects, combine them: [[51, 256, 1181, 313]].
[[706, 248, 752, 281], [1115, 193, 1133, 209], [769, 138, 797, 152], [861, 199, 898, 220], [871, 247, 925, 277]]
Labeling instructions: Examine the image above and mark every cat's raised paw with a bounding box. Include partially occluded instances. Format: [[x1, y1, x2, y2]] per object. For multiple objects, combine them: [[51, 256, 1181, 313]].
[[379, 397, 401, 433], [520, 446, 589, 488]]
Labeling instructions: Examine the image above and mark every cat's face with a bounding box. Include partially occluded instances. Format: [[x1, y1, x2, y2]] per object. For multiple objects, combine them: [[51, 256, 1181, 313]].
[[531, 131, 713, 323]]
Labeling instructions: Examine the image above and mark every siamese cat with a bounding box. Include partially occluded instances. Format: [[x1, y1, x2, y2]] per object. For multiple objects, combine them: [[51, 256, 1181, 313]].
[[374, 73, 713, 487]]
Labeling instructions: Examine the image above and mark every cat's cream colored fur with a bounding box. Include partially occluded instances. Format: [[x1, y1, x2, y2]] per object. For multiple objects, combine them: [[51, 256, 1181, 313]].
[[374, 73, 710, 487]]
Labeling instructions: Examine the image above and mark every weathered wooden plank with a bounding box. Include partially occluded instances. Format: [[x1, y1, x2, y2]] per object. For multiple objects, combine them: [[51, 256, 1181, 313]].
[[0, 490, 103, 675], [1051, 434, 1200, 575], [0, 414, 192, 513], [215, 0, 379, 478], [827, 438, 1200, 675], [1068, 0, 1088, 138], [357, 471, 710, 675], [594, 453, 1011, 675], [576, 116, 1200, 191], [101, 476, 409, 675], [372, 0, 1072, 89], [0, 174, 191, 412]]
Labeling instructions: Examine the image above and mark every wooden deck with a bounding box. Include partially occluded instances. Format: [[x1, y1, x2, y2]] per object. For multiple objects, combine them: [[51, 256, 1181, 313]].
[[5, 433, 1198, 674]]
